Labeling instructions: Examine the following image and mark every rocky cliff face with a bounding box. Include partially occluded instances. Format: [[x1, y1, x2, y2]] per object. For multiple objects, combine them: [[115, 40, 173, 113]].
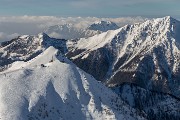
[[112, 83, 180, 120], [66, 16, 180, 97]]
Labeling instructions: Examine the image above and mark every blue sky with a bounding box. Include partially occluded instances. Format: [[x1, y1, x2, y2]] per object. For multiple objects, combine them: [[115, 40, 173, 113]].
[[0, 0, 180, 17], [0, 0, 180, 41]]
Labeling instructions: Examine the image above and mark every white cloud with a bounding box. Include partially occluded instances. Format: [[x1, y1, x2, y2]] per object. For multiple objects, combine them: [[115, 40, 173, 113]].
[[0, 32, 6, 40], [0, 32, 19, 42], [0, 15, 147, 42]]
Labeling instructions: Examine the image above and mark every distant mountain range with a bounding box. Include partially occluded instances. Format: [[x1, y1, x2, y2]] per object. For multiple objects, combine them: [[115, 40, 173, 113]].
[[44, 21, 119, 40], [0, 16, 179, 120]]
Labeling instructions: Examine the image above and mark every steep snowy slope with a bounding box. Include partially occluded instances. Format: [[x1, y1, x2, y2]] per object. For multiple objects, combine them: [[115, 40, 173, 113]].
[[44, 21, 119, 40], [0, 33, 67, 71], [66, 16, 180, 97], [0, 47, 145, 120]]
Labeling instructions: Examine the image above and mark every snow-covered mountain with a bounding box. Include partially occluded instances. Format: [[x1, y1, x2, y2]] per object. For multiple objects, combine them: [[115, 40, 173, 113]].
[[44, 21, 119, 40], [0, 46, 146, 120], [0, 33, 67, 71], [0, 16, 179, 120], [66, 16, 180, 97]]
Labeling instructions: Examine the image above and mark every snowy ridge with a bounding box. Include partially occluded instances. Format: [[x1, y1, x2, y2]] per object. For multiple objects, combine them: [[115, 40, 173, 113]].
[[66, 16, 180, 97], [0, 16, 179, 120], [0, 47, 145, 120], [0, 33, 67, 71]]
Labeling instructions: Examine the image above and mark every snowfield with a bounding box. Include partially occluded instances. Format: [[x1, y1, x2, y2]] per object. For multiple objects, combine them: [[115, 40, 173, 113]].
[[0, 47, 145, 120]]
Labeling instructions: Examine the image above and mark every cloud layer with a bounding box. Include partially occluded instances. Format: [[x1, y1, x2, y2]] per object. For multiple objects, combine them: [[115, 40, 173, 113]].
[[0, 16, 147, 42], [0, 32, 19, 42]]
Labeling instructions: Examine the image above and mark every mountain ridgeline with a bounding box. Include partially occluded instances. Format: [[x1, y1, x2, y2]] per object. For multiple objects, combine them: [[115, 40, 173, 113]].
[[0, 16, 180, 120], [0, 47, 147, 120], [0, 33, 67, 71], [66, 16, 180, 97]]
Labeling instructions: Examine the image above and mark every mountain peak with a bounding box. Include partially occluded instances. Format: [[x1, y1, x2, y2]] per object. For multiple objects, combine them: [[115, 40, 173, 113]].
[[38, 32, 49, 39], [164, 15, 171, 20], [0, 46, 146, 120], [164, 16, 175, 21], [155, 16, 178, 24], [164, 16, 178, 23]]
